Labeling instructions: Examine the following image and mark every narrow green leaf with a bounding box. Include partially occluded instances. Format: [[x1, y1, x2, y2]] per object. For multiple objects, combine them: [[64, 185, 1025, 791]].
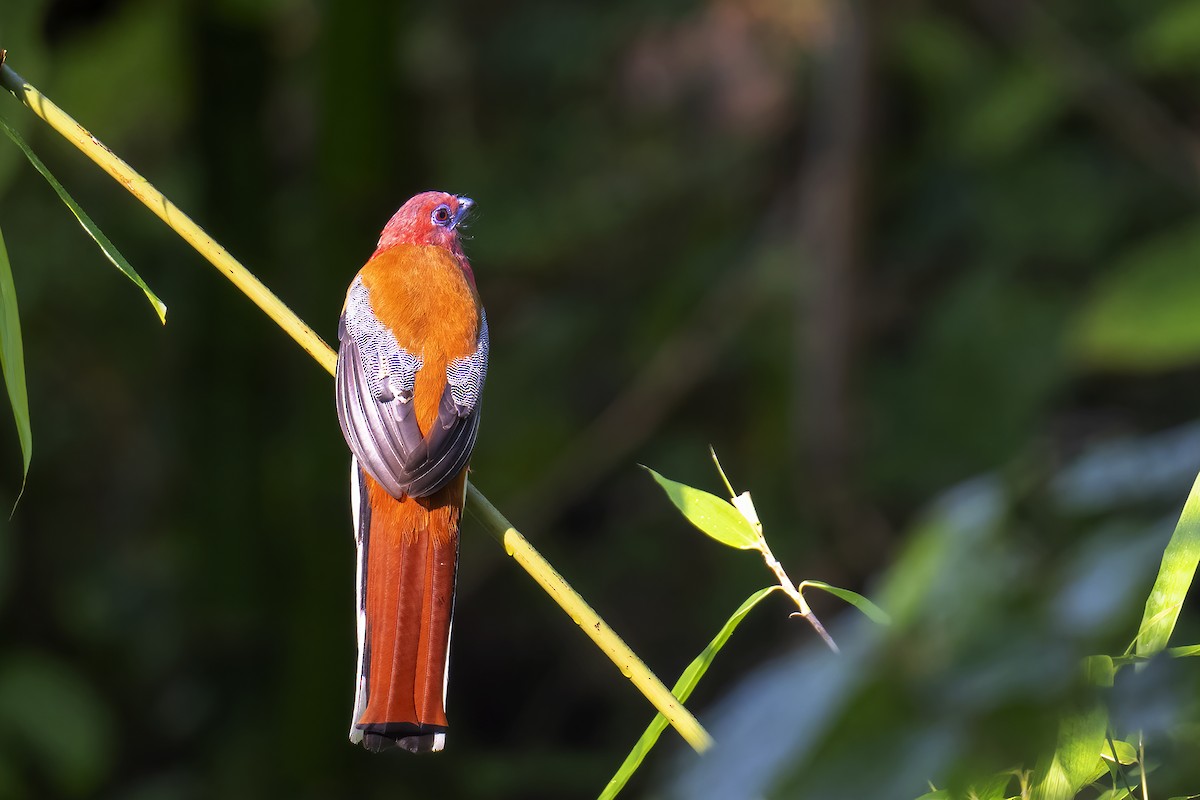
[[599, 586, 781, 799], [800, 580, 891, 625], [708, 445, 736, 499], [643, 465, 760, 550], [1168, 643, 1200, 658], [1135, 470, 1200, 657], [0, 227, 30, 493], [0, 114, 166, 323]]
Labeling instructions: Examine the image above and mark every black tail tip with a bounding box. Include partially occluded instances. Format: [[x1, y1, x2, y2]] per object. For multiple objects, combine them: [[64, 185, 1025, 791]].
[[356, 723, 448, 754]]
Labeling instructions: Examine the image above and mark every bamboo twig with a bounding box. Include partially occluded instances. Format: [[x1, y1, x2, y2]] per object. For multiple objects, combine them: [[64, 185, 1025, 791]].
[[0, 58, 712, 754]]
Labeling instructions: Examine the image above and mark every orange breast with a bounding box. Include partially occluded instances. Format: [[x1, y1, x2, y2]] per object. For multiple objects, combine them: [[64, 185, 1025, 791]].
[[358, 244, 481, 435]]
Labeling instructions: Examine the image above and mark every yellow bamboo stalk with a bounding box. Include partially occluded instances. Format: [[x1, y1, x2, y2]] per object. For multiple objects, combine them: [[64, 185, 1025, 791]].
[[465, 486, 712, 752], [0, 57, 712, 754]]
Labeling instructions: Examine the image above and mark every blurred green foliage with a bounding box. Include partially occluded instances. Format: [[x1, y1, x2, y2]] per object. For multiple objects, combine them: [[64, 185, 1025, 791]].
[[3, 0, 1200, 797]]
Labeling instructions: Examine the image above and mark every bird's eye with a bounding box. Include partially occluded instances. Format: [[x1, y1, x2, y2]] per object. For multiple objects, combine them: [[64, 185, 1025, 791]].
[[431, 204, 453, 226]]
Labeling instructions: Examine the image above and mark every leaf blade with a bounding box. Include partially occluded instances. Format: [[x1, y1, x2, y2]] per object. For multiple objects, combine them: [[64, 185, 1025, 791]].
[[1135, 469, 1200, 657], [1031, 703, 1109, 800], [801, 580, 892, 625], [0, 113, 166, 323], [1168, 643, 1200, 658], [0, 226, 30, 490], [599, 586, 781, 799], [1101, 739, 1138, 767], [643, 465, 760, 550]]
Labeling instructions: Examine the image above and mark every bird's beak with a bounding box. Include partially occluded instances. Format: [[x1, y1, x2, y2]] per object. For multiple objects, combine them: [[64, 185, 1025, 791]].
[[450, 196, 474, 230]]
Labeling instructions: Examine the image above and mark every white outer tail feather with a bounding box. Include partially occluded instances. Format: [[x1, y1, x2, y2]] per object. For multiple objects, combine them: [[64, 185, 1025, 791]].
[[349, 457, 368, 744]]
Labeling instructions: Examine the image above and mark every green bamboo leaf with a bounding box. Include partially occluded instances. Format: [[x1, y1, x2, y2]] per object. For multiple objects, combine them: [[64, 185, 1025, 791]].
[[1168, 643, 1200, 658], [1101, 739, 1138, 766], [643, 465, 760, 550], [800, 580, 891, 625], [0, 114, 165, 323], [599, 586, 781, 799], [1135, 470, 1200, 657], [1084, 654, 1115, 687], [968, 772, 1016, 800], [1031, 703, 1108, 800], [1076, 759, 1110, 794], [0, 226, 30, 491], [708, 445, 736, 499]]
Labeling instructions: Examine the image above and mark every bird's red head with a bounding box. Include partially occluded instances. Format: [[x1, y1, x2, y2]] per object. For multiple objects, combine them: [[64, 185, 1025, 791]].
[[375, 191, 474, 262]]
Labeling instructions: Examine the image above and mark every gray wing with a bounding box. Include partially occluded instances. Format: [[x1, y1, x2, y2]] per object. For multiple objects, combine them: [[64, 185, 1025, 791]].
[[335, 277, 489, 499]]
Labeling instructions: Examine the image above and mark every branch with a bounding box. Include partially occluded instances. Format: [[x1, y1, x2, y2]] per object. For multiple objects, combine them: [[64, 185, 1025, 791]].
[[0, 57, 712, 754]]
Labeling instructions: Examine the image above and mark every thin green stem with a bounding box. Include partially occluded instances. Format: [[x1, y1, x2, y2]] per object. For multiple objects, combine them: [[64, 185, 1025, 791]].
[[0, 56, 712, 754]]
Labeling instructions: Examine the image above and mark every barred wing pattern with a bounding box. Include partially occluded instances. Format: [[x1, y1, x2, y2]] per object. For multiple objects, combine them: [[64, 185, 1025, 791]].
[[336, 276, 488, 499]]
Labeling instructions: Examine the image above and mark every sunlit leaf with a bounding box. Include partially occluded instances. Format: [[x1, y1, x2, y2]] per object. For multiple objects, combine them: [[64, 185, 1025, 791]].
[[1168, 643, 1200, 658], [1076, 758, 1109, 793], [708, 445, 735, 499], [1102, 739, 1138, 766], [967, 771, 1015, 800], [0, 113, 166, 323], [0, 226, 30, 492], [1135, 470, 1200, 657], [600, 586, 780, 799], [1031, 703, 1108, 800], [800, 580, 891, 625], [1084, 654, 1114, 687], [643, 466, 760, 550], [1056, 705, 1110, 788]]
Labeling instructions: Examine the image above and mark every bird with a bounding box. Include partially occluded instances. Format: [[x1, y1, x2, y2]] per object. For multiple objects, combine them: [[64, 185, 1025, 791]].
[[334, 191, 488, 753]]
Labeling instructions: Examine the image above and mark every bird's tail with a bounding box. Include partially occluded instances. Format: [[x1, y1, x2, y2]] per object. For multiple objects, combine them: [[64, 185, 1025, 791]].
[[349, 460, 462, 753]]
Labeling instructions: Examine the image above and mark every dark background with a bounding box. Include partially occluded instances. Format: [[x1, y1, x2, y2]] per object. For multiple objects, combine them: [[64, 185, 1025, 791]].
[[2, 0, 1200, 797]]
